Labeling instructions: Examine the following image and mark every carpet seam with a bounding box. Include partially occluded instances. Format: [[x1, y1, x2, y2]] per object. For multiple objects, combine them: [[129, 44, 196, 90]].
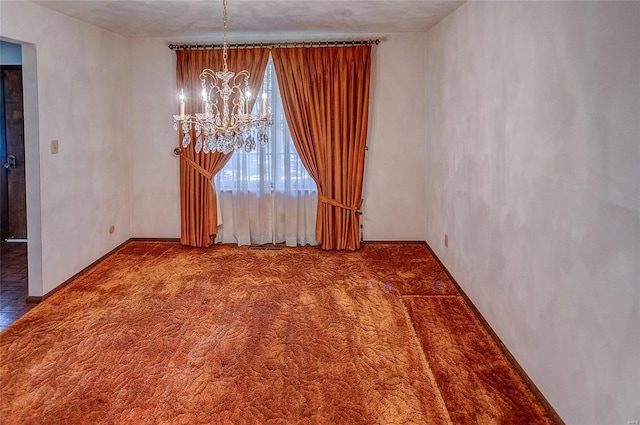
[[397, 295, 453, 425]]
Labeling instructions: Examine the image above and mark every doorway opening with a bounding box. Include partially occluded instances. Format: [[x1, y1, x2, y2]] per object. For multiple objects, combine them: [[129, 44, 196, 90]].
[[0, 39, 39, 329]]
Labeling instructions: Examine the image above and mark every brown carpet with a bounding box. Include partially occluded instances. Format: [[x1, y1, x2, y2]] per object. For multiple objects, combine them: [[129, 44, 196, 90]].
[[0, 242, 558, 424], [404, 296, 555, 424]]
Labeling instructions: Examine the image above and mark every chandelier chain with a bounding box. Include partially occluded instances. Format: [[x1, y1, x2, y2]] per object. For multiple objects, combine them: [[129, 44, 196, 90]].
[[222, 0, 228, 72]]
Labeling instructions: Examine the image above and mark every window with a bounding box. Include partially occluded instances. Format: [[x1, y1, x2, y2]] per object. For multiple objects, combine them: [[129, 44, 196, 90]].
[[214, 56, 318, 247], [215, 57, 315, 193]]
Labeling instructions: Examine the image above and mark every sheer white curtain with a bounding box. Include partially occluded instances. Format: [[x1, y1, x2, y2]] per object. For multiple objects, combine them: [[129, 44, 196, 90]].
[[214, 56, 318, 246]]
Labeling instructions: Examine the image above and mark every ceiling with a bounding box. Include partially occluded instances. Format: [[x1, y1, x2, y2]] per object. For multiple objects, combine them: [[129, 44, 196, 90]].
[[29, 0, 465, 38]]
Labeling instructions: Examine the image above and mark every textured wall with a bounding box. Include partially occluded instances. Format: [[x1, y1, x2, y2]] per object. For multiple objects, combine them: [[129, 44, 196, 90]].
[[128, 38, 180, 238], [0, 2, 131, 295], [363, 33, 426, 241], [424, 2, 639, 423], [128, 33, 428, 241]]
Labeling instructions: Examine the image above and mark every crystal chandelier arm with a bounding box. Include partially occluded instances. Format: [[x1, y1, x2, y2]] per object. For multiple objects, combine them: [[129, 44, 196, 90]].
[[232, 70, 250, 117], [200, 69, 220, 114]]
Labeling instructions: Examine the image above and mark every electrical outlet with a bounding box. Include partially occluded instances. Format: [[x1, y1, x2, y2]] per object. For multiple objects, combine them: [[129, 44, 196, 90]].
[[444, 233, 449, 248], [51, 140, 59, 155]]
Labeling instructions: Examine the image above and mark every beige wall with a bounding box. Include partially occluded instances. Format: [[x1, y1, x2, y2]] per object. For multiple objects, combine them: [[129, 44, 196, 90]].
[[424, 2, 639, 423], [128, 39, 180, 238], [128, 33, 428, 241], [0, 1, 131, 295], [364, 33, 426, 240]]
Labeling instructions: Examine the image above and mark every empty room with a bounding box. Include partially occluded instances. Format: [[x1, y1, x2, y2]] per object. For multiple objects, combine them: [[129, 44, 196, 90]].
[[0, 1, 638, 424]]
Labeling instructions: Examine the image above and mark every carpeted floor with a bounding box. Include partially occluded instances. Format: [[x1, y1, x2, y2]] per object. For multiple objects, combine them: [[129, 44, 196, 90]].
[[0, 242, 558, 424]]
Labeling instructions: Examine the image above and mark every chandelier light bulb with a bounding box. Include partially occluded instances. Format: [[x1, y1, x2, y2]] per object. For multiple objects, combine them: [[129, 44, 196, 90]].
[[262, 92, 268, 115], [179, 89, 185, 117]]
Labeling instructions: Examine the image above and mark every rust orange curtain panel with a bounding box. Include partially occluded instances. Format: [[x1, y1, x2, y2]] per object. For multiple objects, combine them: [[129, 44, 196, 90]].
[[272, 46, 372, 251], [176, 48, 270, 247]]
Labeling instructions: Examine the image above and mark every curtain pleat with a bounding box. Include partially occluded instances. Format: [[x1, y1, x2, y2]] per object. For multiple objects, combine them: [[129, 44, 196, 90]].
[[271, 46, 371, 251], [176, 48, 270, 247]]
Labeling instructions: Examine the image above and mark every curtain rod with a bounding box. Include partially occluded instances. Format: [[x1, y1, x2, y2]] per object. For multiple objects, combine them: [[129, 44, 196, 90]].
[[168, 39, 380, 50]]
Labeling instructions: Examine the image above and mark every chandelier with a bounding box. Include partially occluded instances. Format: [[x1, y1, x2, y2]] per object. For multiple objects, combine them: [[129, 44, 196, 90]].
[[173, 0, 272, 154]]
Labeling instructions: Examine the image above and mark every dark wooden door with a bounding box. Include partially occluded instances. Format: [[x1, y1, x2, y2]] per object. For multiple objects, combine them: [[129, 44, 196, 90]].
[[1, 66, 27, 240]]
